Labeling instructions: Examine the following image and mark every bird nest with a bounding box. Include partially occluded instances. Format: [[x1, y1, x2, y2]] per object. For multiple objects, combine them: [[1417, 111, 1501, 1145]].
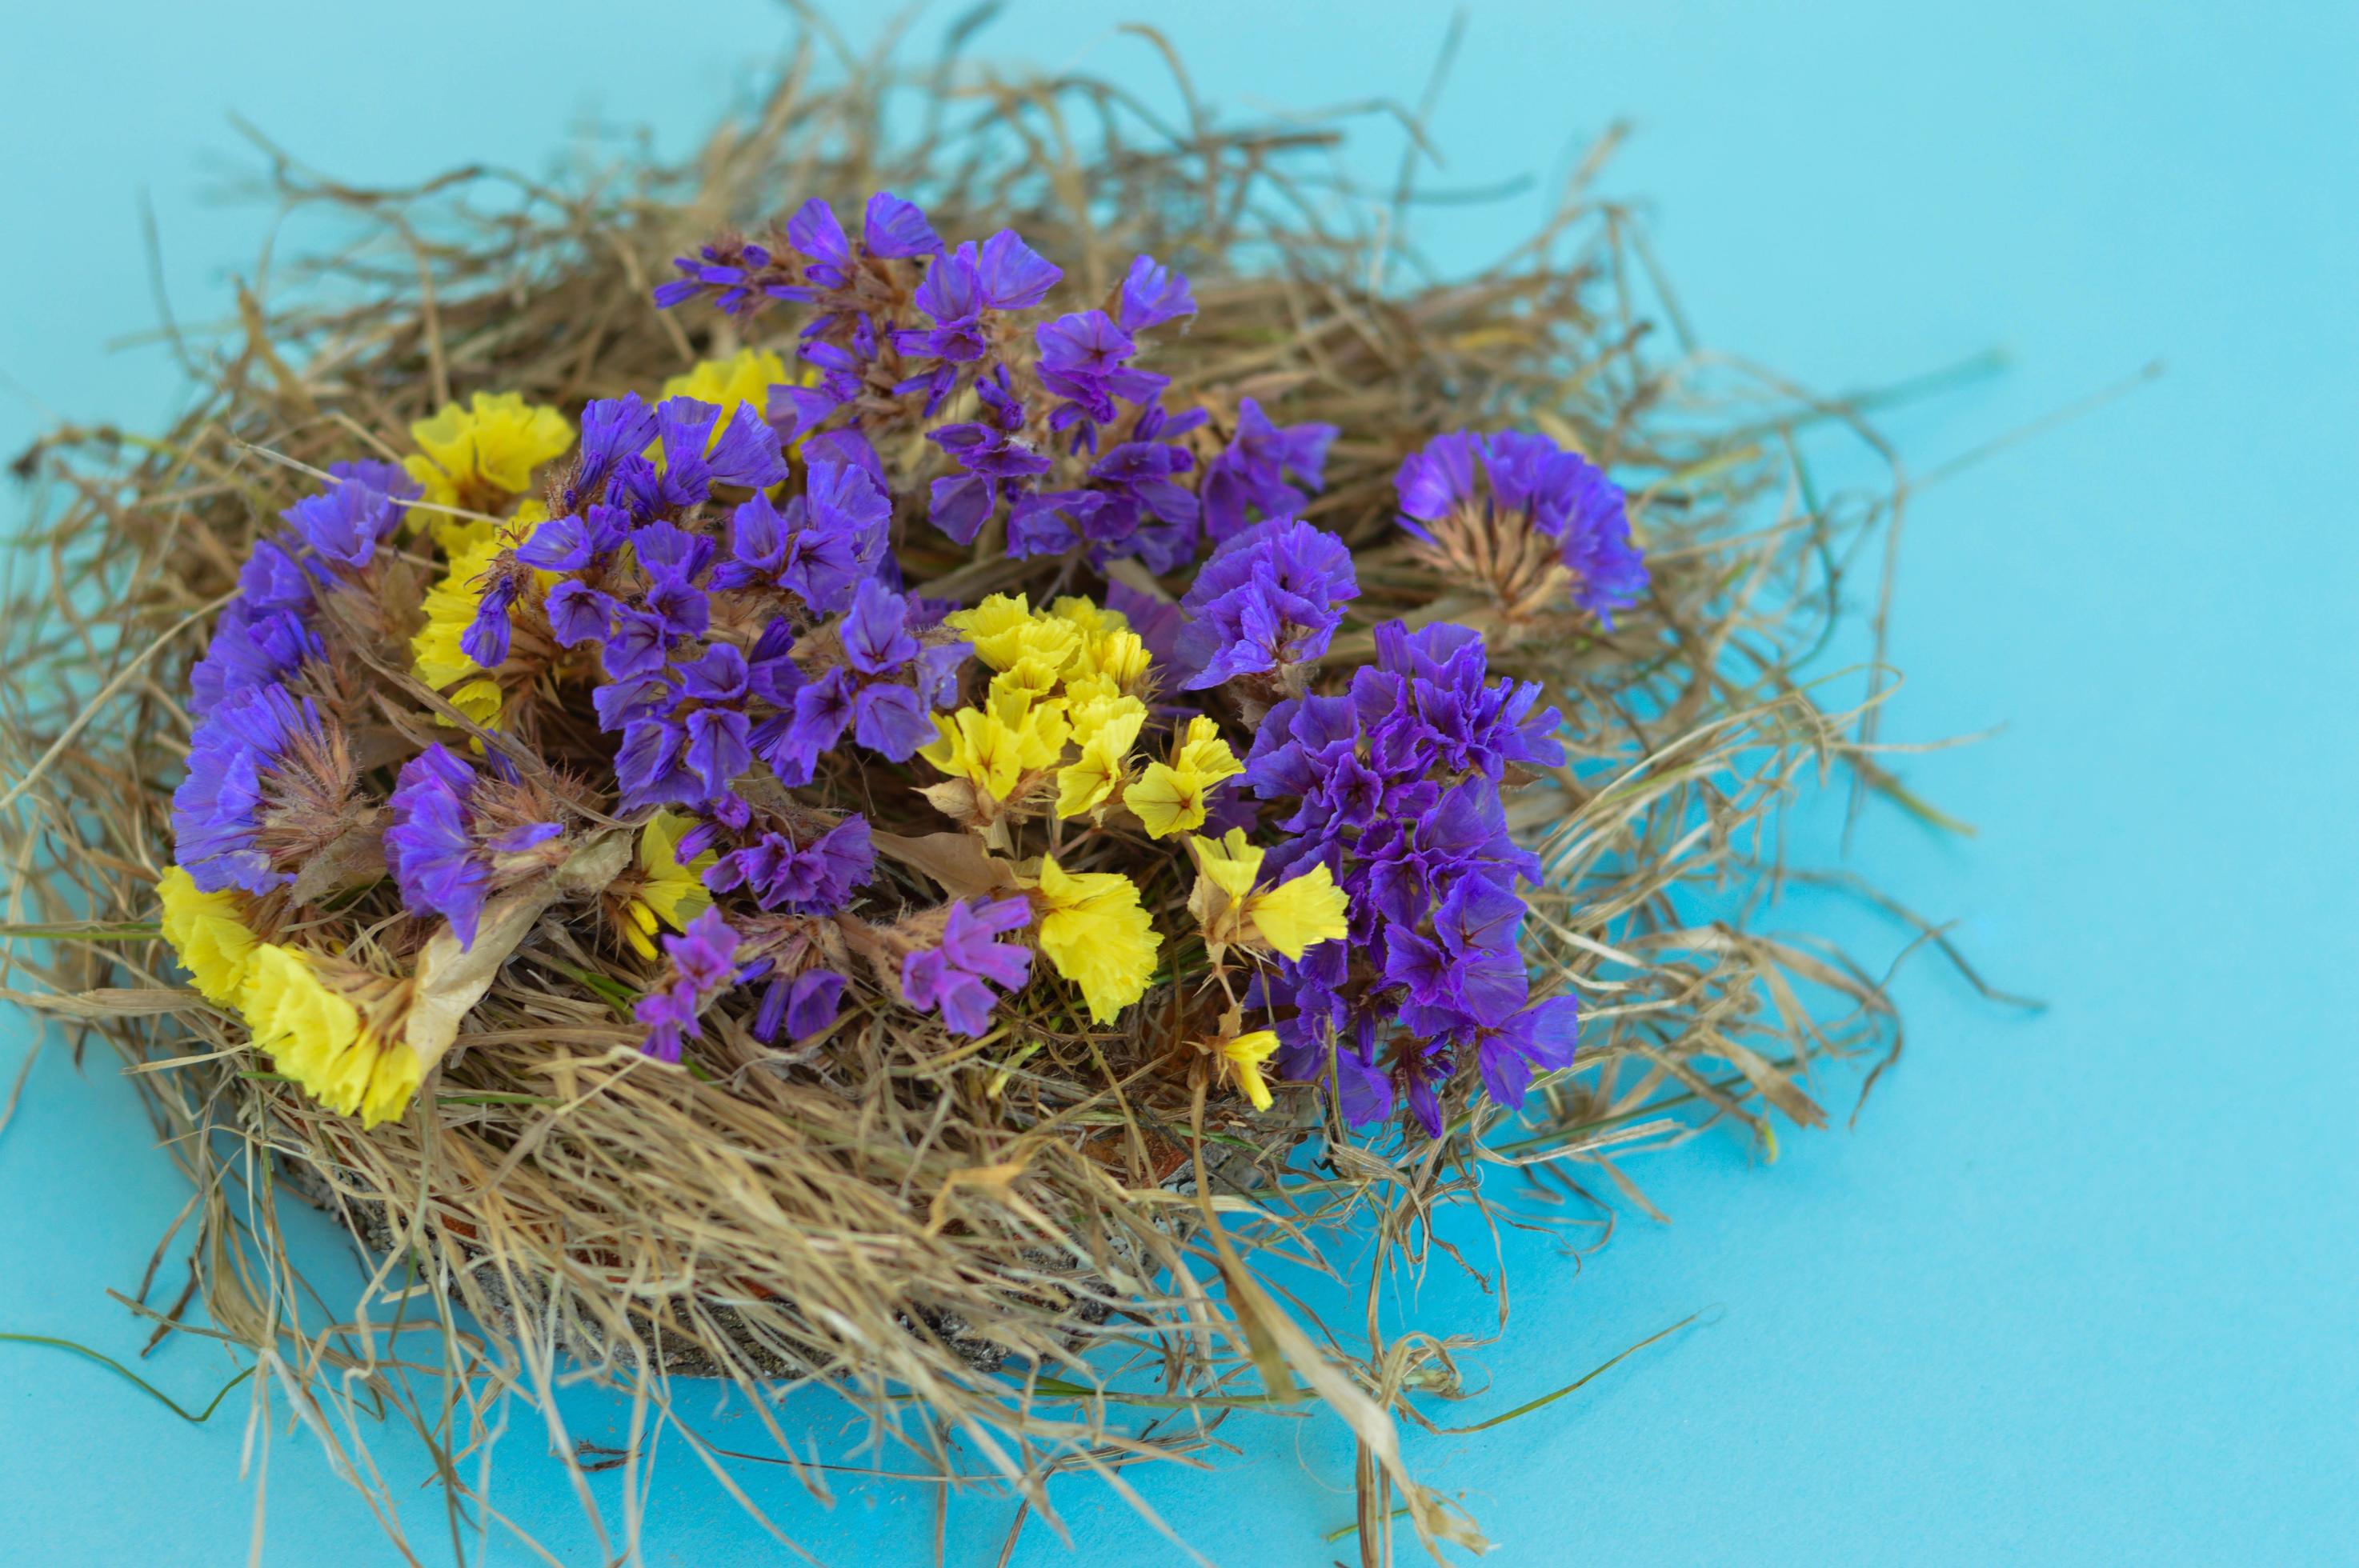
[[0, 34, 1942, 1565]]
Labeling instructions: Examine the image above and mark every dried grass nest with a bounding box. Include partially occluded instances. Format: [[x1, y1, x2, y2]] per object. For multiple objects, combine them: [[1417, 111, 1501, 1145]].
[[0, 33, 1978, 1566]]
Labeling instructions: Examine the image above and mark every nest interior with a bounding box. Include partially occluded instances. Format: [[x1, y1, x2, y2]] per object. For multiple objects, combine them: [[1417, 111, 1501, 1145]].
[[0, 34, 1953, 1566]]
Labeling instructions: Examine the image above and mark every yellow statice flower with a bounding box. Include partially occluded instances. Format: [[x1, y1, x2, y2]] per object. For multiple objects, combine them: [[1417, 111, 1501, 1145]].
[[618, 810, 717, 959], [925, 594, 1156, 837], [404, 393, 572, 550], [239, 944, 421, 1128], [662, 348, 791, 430], [987, 655, 1065, 707], [1055, 699, 1147, 819], [921, 693, 1073, 805], [1125, 716, 1244, 838], [157, 865, 259, 1006], [1047, 595, 1126, 637], [408, 510, 559, 731], [948, 594, 1083, 674], [1073, 627, 1153, 696], [1185, 830, 1352, 960], [1213, 1028, 1281, 1111], [1032, 854, 1162, 1023], [410, 532, 507, 730]]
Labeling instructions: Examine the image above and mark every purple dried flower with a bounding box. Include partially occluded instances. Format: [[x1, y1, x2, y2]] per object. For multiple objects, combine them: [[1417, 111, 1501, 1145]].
[[1238, 620, 1574, 1134], [169, 682, 330, 895], [711, 460, 890, 614], [1035, 310, 1167, 434], [899, 230, 1063, 368], [1173, 518, 1360, 689], [704, 815, 875, 914], [1115, 254, 1196, 332], [926, 366, 1052, 543], [384, 743, 560, 949], [1396, 429, 1648, 625], [192, 536, 325, 718], [282, 461, 419, 570], [900, 895, 1032, 1037], [752, 969, 848, 1045], [840, 578, 919, 675], [566, 395, 660, 511], [1202, 398, 1338, 545], [862, 191, 942, 259], [634, 906, 745, 1061]]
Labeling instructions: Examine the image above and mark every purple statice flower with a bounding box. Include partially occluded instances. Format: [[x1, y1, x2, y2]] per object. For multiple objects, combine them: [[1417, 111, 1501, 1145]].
[[891, 230, 1061, 413], [657, 192, 939, 320], [1115, 254, 1197, 333], [749, 582, 965, 783], [190, 538, 324, 717], [1006, 399, 1208, 570], [900, 895, 1032, 1038], [516, 502, 631, 574], [1240, 621, 1572, 1134], [634, 907, 747, 1062], [1172, 518, 1360, 689], [169, 681, 330, 895], [711, 459, 890, 614], [1202, 398, 1339, 545], [1034, 310, 1168, 439], [563, 394, 661, 512], [857, 190, 943, 260], [786, 191, 944, 292], [281, 460, 420, 570], [840, 576, 920, 674], [651, 236, 809, 317], [751, 967, 847, 1046], [1396, 429, 1648, 624], [592, 515, 721, 687], [703, 814, 875, 914], [384, 743, 560, 949], [926, 366, 1053, 544], [603, 642, 757, 815], [616, 397, 789, 521], [772, 333, 869, 440], [461, 574, 522, 669], [902, 230, 1062, 359]]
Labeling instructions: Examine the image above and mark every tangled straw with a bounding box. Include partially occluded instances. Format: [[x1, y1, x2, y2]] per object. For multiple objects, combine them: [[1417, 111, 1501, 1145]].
[[0, 27, 1966, 1566]]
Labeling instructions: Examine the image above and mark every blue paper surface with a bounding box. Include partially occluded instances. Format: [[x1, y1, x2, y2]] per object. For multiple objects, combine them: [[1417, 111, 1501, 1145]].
[[2, 2, 2353, 1562]]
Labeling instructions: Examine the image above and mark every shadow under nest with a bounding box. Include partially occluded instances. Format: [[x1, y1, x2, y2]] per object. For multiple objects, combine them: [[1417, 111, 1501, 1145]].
[[0, 36, 1936, 1564]]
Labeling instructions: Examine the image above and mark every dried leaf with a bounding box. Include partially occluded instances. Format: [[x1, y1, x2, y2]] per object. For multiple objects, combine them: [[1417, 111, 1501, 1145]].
[[871, 829, 1020, 902], [403, 832, 631, 1067]]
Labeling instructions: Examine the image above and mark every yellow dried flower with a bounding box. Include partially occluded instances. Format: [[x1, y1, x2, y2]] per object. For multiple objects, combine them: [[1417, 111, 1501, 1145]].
[[404, 393, 572, 550], [921, 694, 1071, 804], [619, 810, 716, 960], [1215, 1028, 1281, 1110], [156, 865, 258, 1006], [239, 944, 421, 1128], [1185, 830, 1351, 960], [1055, 700, 1147, 819], [1033, 855, 1161, 1023], [1126, 716, 1244, 838]]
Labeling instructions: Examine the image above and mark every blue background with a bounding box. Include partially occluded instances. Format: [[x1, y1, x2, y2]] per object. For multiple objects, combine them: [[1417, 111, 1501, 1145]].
[[3, 2, 2353, 1562]]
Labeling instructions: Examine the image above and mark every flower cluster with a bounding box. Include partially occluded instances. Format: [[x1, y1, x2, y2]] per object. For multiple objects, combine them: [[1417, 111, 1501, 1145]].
[[1244, 622, 1580, 1133], [901, 894, 1033, 1037], [384, 745, 563, 948], [171, 682, 353, 896], [1173, 518, 1360, 690], [634, 907, 750, 1062], [1396, 429, 1648, 626], [152, 186, 1645, 1142]]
